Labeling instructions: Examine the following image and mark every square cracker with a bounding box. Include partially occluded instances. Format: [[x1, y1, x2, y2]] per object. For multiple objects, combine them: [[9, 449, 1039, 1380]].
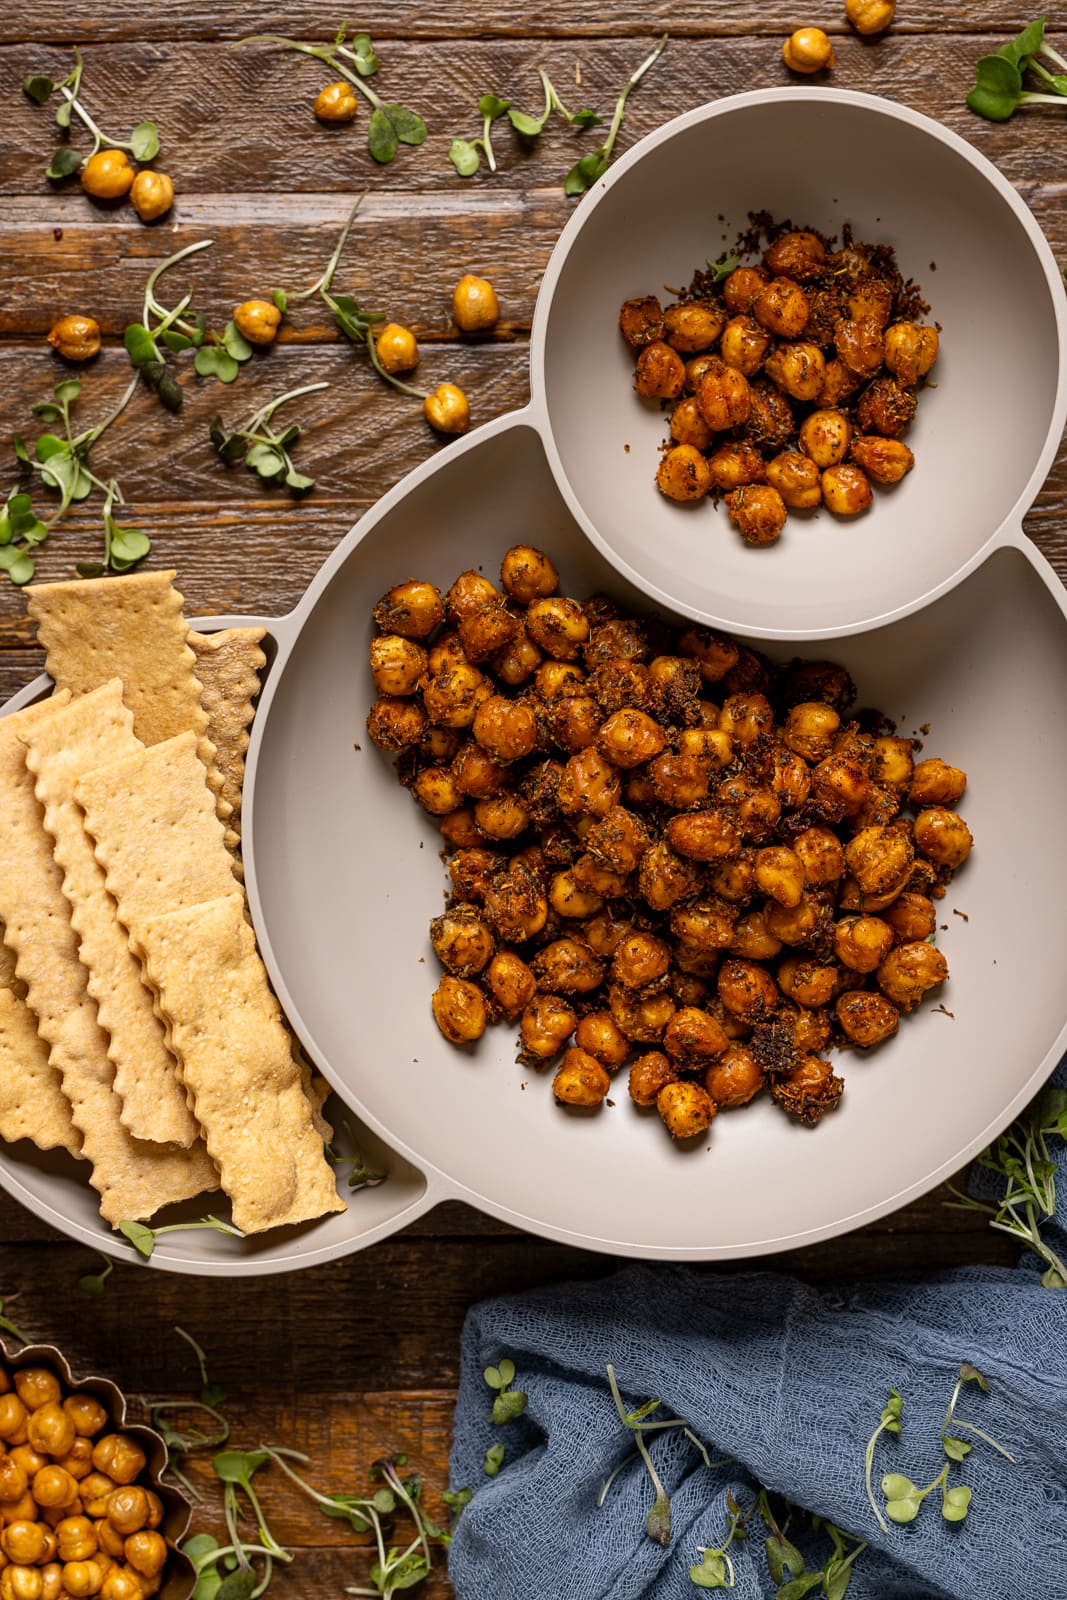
[[141, 894, 344, 1234], [0, 700, 217, 1224], [0, 986, 81, 1156], [21, 683, 200, 1149], [26, 572, 231, 823], [188, 627, 267, 837]]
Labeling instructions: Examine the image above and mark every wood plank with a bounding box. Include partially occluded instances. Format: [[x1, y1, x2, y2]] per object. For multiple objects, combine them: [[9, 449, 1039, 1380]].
[[0, 7, 1044, 45], [0, 35, 1058, 199]]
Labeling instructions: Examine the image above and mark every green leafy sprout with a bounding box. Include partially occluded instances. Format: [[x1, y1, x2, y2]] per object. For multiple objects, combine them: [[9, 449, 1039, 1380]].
[[77, 1252, 114, 1297], [689, 1491, 751, 1589], [118, 1215, 245, 1260], [125, 240, 255, 410], [3, 373, 143, 584], [600, 1362, 718, 1548], [483, 1357, 528, 1425], [152, 1328, 231, 1502], [210, 382, 329, 493], [0, 1297, 28, 1346], [234, 26, 427, 164], [24, 46, 160, 180], [966, 16, 1067, 121], [564, 35, 668, 197], [325, 1121, 386, 1192], [752, 1492, 868, 1600], [483, 1442, 505, 1477], [449, 95, 513, 178], [862, 1388, 902, 1534], [945, 1082, 1067, 1288]]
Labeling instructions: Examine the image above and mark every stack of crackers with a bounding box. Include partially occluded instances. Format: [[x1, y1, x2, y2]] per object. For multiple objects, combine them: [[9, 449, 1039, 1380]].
[[0, 572, 344, 1236]]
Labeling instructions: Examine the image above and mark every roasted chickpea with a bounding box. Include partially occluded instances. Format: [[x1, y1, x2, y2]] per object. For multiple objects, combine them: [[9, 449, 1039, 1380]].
[[765, 230, 827, 281], [423, 383, 470, 435], [664, 300, 726, 354], [771, 1054, 843, 1124], [821, 463, 873, 516], [481, 949, 535, 1019], [776, 955, 836, 1009], [707, 442, 766, 492], [526, 597, 589, 662], [628, 1052, 677, 1106], [80, 151, 133, 200], [61, 1561, 106, 1598], [697, 361, 752, 431], [670, 898, 737, 953], [55, 1519, 96, 1564], [431, 975, 489, 1043], [664, 809, 741, 863], [722, 266, 769, 315], [585, 806, 651, 874], [663, 1007, 729, 1065], [667, 397, 714, 452], [764, 895, 826, 946], [1, 1524, 46, 1566], [637, 841, 703, 912], [784, 702, 840, 764], [910, 759, 966, 807], [725, 485, 787, 547], [6, 1449, 43, 1484], [753, 277, 810, 338], [553, 1048, 611, 1107], [717, 775, 781, 842], [764, 342, 825, 403], [375, 322, 419, 374], [834, 316, 884, 380], [817, 358, 862, 408], [765, 451, 822, 509], [883, 321, 938, 385], [634, 341, 685, 399], [799, 408, 850, 468], [657, 1080, 716, 1139], [881, 892, 936, 943], [810, 755, 874, 821], [846, 0, 895, 31], [29, 1468, 75, 1512], [836, 989, 900, 1047], [458, 600, 521, 664], [40, 1568, 63, 1600], [519, 994, 577, 1059], [849, 435, 914, 485], [557, 748, 622, 819], [88, 1444, 142, 1493], [491, 629, 542, 687], [705, 1043, 765, 1107], [499, 545, 557, 603], [547, 869, 602, 920], [877, 941, 948, 1011], [856, 377, 915, 438], [452, 274, 500, 333], [532, 938, 605, 996], [834, 915, 895, 973], [77, 1480, 116, 1522], [595, 710, 664, 770], [718, 958, 779, 1022], [677, 628, 739, 685], [102, 1488, 148, 1541], [913, 808, 973, 869], [609, 984, 675, 1043], [14, 1374, 60, 1413], [754, 845, 805, 908], [430, 905, 495, 978], [373, 580, 444, 638], [684, 353, 721, 393], [0, 1402, 27, 1446], [656, 444, 713, 503], [728, 907, 782, 961], [719, 315, 771, 375], [782, 27, 835, 72], [845, 825, 914, 898], [0, 1569, 44, 1600], [745, 379, 797, 451], [46, 316, 101, 363], [100, 1570, 144, 1600], [122, 1532, 165, 1581], [369, 635, 426, 698], [611, 931, 670, 990], [473, 793, 529, 840], [27, 1407, 74, 1461], [618, 294, 666, 348], [439, 807, 483, 848], [314, 81, 359, 120]]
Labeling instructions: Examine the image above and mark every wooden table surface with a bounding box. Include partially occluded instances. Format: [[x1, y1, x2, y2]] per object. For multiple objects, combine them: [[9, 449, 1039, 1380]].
[[0, 4, 1060, 1593]]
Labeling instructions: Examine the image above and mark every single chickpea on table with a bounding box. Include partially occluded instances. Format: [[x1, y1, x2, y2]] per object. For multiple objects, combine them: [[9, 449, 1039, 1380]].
[[365, 544, 973, 1148]]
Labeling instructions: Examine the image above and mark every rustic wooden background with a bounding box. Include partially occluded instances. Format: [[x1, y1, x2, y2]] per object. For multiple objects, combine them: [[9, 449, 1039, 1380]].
[[0, 4, 1060, 1593]]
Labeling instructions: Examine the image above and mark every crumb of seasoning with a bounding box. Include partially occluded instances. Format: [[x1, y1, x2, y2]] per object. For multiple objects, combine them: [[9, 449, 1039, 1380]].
[[606, 1097, 615, 1107], [53, 227, 62, 241], [920, 723, 930, 735], [353, 742, 362, 750], [929, 261, 937, 271], [624, 443, 630, 453], [521, 1081, 527, 1091], [934, 1004, 955, 1019], [953, 908, 969, 922]]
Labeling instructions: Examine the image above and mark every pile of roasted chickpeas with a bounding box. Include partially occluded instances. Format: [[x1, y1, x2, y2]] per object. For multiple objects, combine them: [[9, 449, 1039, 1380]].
[[365, 545, 972, 1143], [0, 1359, 168, 1599], [620, 223, 938, 547]]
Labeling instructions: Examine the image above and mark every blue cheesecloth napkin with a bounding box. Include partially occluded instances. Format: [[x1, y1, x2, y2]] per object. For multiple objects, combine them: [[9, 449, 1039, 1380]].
[[447, 1060, 1067, 1600]]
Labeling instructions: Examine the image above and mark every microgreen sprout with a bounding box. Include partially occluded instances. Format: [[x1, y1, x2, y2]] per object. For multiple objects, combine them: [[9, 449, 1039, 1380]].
[[707, 255, 742, 287], [483, 1443, 505, 1477], [483, 1357, 528, 1425], [862, 1388, 902, 1533], [235, 27, 427, 164], [77, 1252, 114, 1296], [3, 373, 143, 583], [449, 95, 512, 177], [118, 1214, 244, 1260], [325, 1121, 386, 1191], [152, 1328, 231, 1501], [601, 1362, 716, 1547], [564, 35, 668, 196], [210, 382, 329, 493], [945, 1083, 1067, 1288], [508, 70, 602, 137], [0, 1298, 28, 1346], [940, 1363, 1016, 1466], [967, 16, 1067, 121], [753, 1494, 868, 1599], [689, 1492, 751, 1589], [125, 241, 255, 409], [23, 46, 160, 180]]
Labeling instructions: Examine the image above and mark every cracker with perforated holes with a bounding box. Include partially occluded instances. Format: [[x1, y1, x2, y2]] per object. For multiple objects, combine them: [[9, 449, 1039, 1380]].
[[0, 701, 217, 1224], [0, 923, 25, 1002], [20, 682, 200, 1149], [0, 986, 81, 1156], [188, 627, 267, 841], [140, 893, 344, 1233], [26, 571, 231, 823]]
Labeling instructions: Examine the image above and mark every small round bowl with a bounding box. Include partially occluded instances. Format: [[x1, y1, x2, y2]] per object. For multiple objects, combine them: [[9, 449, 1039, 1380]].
[[532, 88, 1067, 640]]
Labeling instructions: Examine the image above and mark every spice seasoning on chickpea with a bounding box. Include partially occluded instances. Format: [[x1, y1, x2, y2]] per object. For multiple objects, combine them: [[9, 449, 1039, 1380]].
[[369, 545, 973, 1144]]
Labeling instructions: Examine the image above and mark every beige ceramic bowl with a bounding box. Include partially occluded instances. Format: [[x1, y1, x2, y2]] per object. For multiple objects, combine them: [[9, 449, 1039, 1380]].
[[2, 91, 1066, 1273]]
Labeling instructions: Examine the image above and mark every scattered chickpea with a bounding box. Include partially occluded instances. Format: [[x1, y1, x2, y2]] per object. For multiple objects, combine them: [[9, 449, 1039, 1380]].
[[452, 274, 500, 333], [783, 28, 835, 72], [129, 170, 174, 223], [314, 81, 359, 121], [80, 151, 134, 200], [423, 383, 470, 435], [845, 0, 896, 35], [375, 323, 419, 375], [46, 315, 100, 363]]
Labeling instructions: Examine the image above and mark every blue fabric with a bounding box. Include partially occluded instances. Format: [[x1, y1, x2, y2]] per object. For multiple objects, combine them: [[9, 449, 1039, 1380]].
[[448, 1062, 1067, 1600]]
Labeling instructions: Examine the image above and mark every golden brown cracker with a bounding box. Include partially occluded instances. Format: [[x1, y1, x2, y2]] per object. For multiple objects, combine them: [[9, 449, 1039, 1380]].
[[141, 894, 344, 1234], [21, 683, 200, 1149], [25, 571, 231, 822], [0, 987, 81, 1156], [0, 701, 216, 1223], [0, 922, 26, 1002], [188, 628, 267, 834]]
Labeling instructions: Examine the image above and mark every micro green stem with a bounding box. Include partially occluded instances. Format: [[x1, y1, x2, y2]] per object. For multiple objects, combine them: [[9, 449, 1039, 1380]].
[[597, 1450, 636, 1508], [288, 196, 366, 303], [948, 1418, 1018, 1462], [223, 1484, 251, 1574], [602, 34, 667, 162], [381, 1460, 432, 1569], [245, 381, 329, 435], [236, 36, 385, 110], [76, 374, 141, 451], [143, 240, 214, 322], [864, 1421, 893, 1534], [482, 109, 498, 171], [242, 1477, 291, 1560], [151, 1400, 229, 1444], [535, 70, 555, 124], [1041, 38, 1067, 72]]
